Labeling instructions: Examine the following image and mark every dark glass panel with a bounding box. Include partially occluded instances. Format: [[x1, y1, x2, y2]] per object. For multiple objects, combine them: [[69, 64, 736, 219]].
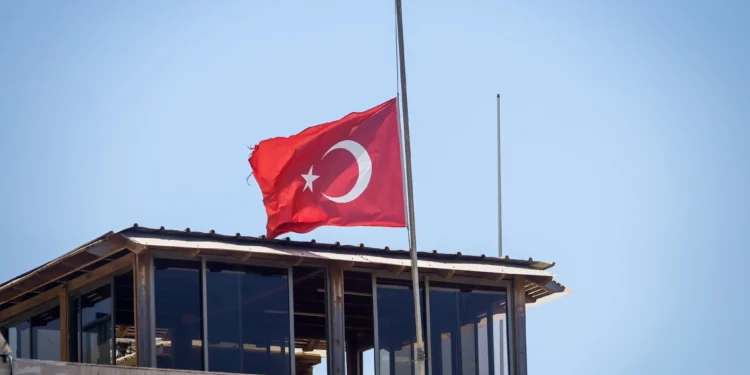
[[293, 267, 328, 375], [429, 288, 459, 375], [376, 279, 425, 375], [428, 283, 508, 375], [342, 271, 375, 375], [205, 262, 290, 375], [114, 271, 136, 366], [5, 320, 30, 359], [68, 296, 79, 362], [154, 259, 203, 371], [80, 284, 113, 365], [240, 265, 290, 375], [206, 262, 241, 373], [31, 306, 60, 361]]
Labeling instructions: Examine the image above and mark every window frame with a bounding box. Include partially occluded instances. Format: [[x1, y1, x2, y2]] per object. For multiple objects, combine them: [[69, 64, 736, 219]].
[[372, 272, 514, 375], [67, 266, 133, 365], [0, 298, 61, 361], [152, 250, 313, 375]]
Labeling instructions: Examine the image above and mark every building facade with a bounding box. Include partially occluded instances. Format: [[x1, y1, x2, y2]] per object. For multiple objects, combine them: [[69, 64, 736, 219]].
[[0, 225, 568, 375]]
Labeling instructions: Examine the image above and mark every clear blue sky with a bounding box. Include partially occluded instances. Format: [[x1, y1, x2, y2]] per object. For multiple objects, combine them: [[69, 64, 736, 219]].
[[1, 0, 749, 374]]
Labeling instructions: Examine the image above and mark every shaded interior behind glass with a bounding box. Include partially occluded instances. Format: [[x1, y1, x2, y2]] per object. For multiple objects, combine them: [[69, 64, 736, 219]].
[[80, 284, 113, 365], [30, 306, 60, 361], [376, 279, 426, 375], [154, 259, 203, 371], [206, 262, 290, 375], [428, 282, 509, 375]]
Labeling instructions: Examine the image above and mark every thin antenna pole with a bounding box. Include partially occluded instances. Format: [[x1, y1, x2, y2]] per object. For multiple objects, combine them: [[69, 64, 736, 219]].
[[497, 94, 503, 257], [394, 0, 426, 374]]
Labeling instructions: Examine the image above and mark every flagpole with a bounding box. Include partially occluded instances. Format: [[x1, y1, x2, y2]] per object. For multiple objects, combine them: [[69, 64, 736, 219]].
[[394, 0, 426, 374], [497, 94, 503, 257]]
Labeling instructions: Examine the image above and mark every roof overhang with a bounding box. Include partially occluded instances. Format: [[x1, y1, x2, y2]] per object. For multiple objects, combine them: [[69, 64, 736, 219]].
[[0, 225, 570, 311]]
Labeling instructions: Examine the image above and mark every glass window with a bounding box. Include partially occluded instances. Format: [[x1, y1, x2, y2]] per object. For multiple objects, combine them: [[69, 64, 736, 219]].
[[206, 262, 291, 375], [4, 320, 30, 359], [428, 283, 509, 375], [376, 279, 425, 375], [343, 271, 375, 375], [154, 259, 203, 371], [80, 284, 113, 365], [293, 267, 328, 375], [31, 306, 60, 361], [2, 306, 62, 361], [114, 271, 136, 366], [68, 296, 79, 362]]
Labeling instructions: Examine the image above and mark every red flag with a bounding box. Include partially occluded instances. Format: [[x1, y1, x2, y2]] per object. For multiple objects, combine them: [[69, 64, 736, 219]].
[[249, 98, 406, 239]]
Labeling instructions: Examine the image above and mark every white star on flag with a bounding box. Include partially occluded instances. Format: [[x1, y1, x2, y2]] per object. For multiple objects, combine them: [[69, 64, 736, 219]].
[[301, 166, 319, 192]]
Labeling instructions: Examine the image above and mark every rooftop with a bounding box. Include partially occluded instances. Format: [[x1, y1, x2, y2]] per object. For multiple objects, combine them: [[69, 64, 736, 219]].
[[0, 224, 569, 313]]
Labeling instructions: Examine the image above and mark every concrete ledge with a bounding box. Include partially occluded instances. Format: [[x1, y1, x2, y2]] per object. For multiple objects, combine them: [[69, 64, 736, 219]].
[[0, 359, 261, 375]]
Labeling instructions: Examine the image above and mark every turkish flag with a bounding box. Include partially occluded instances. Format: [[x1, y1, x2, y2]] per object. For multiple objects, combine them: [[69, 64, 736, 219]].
[[249, 98, 406, 238]]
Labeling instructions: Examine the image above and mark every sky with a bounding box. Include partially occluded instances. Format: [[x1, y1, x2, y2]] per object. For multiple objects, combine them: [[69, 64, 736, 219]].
[[1, 0, 749, 374]]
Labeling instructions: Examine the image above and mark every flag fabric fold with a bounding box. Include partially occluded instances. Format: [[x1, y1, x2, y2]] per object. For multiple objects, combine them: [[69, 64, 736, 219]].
[[249, 98, 406, 238]]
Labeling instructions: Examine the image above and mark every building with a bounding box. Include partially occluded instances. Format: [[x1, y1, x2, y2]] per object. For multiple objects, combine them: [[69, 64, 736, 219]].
[[0, 224, 569, 375]]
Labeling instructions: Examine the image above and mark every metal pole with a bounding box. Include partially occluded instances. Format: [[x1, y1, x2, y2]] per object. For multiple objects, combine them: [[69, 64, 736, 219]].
[[394, 0, 426, 374], [497, 94, 503, 257]]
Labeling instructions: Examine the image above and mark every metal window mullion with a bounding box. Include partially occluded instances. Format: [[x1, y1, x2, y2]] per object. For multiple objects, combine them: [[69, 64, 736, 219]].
[[372, 274, 380, 375], [111, 277, 116, 365], [424, 277, 432, 375], [506, 284, 516, 375], [456, 293, 463, 373], [77, 295, 81, 363], [29, 316, 35, 360], [487, 300, 495, 375], [474, 318, 480, 375], [201, 257, 209, 371], [149, 251, 156, 368], [288, 267, 296, 375], [238, 271, 243, 372]]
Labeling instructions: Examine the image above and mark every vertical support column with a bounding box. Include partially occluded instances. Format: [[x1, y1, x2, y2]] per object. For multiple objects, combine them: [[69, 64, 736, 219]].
[[288, 267, 296, 375], [486, 302, 495, 375], [201, 258, 209, 371], [424, 277, 432, 375], [511, 277, 527, 375], [372, 275, 380, 375], [327, 265, 345, 375], [345, 335, 360, 375], [134, 249, 155, 368], [59, 284, 69, 362]]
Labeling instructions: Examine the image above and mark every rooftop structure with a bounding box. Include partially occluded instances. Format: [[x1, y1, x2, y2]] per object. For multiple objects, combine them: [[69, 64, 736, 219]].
[[0, 224, 569, 375]]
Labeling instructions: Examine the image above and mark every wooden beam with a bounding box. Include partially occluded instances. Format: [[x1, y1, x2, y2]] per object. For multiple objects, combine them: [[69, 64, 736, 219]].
[[491, 273, 506, 282], [132, 257, 139, 367], [232, 252, 252, 262], [85, 235, 129, 257], [0, 234, 133, 306], [388, 265, 407, 275], [134, 249, 155, 368], [122, 238, 147, 254], [68, 254, 134, 291], [0, 254, 134, 323], [327, 265, 346, 375], [438, 269, 456, 279], [304, 339, 320, 352], [511, 276, 528, 375], [59, 285, 69, 362], [116, 325, 129, 338]]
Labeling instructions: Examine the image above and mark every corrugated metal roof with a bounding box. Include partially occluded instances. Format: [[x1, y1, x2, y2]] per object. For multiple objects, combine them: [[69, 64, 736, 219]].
[[124, 233, 555, 278], [121, 224, 557, 270], [0, 224, 568, 306]]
